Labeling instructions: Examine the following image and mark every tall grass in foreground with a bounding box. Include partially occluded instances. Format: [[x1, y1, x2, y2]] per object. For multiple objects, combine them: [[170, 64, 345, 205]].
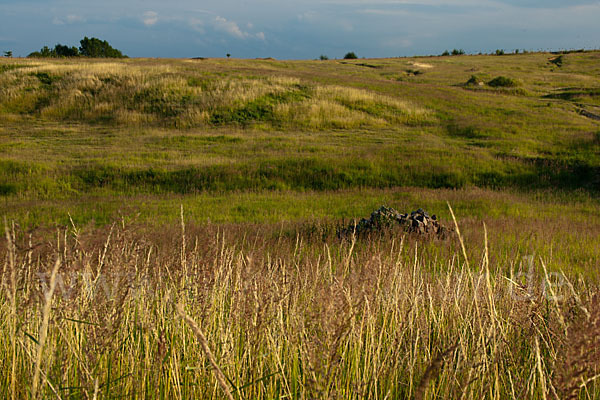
[[1, 216, 599, 399]]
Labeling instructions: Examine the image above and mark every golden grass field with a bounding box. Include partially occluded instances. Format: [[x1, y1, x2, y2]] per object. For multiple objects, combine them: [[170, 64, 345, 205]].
[[1, 52, 599, 399]]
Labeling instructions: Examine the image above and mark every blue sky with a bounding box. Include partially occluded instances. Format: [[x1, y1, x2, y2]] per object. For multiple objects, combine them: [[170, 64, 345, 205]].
[[1, 0, 599, 59]]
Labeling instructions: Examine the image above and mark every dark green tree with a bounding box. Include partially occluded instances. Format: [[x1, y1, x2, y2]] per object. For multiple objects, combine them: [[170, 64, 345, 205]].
[[28, 46, 54, 58], [29, 43, 80, 58], [3, 50, 12, 58], [54, 44, 80, 57], [28, 38, 125, 58], [79, 37, 125, 58], [343, 51, 358, 59]]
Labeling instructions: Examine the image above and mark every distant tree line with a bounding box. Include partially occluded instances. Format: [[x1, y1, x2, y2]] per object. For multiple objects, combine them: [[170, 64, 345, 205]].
[[28, 37, 126, 58]]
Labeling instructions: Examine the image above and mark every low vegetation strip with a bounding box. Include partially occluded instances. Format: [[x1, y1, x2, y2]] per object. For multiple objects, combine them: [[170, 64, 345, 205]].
[[1, 155, 598, 201]]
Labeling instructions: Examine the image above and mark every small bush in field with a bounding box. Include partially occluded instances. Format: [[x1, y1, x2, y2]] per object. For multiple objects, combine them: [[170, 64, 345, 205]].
[[466, 75, 482, 86], [488, 76, 517, 87]]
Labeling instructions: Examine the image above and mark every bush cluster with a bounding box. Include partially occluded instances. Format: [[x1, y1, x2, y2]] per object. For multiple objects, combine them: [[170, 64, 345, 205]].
[[487, 76, 517, 88], [441, 49, 465, 56], [28, 37, 126, 58]]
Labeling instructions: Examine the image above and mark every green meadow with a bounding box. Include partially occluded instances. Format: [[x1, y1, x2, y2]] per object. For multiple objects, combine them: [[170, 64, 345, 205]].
[[1, 52, 599, 399]]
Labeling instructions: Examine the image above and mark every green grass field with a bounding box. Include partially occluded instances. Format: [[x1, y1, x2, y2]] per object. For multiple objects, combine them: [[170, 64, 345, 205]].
[[1, 52, 599, 399]]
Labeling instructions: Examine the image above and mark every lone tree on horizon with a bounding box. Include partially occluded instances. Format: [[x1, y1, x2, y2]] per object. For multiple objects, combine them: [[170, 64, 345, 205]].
[[344, 51, 358, 59]]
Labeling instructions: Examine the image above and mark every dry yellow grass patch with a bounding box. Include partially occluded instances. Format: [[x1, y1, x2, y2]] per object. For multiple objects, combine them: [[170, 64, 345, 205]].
[[0, 58, 433, 129], [409, 62, 434, 69]]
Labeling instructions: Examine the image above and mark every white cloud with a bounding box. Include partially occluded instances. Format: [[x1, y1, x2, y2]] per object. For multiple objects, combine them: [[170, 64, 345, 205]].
[[297, 11, 319, 23], [214, 16, 247, 39], [189, 17, 205, 33], [360, 8, 410, 16], [5, 0, 600, 59], [143, 11, 159, 27], [323, 0, 495, 6], [193, 9, 216, 15], [339, 20, 354, 32], [52, 14, 85, 25], [66, 14, 85, 23]]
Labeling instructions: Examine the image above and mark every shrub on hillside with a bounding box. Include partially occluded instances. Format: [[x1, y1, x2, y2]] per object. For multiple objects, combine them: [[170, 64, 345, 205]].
[[344, 52, 358, 60], [465, 75, 483, 86], [488, 76, 517, 88], [28, 46, 53, 58]]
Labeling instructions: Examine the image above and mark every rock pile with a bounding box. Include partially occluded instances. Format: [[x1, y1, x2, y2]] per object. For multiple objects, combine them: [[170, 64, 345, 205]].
[[339, 206, 451, 238]]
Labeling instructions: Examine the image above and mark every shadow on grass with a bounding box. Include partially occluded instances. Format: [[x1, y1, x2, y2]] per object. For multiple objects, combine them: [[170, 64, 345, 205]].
[[68, 157, 600, 195]]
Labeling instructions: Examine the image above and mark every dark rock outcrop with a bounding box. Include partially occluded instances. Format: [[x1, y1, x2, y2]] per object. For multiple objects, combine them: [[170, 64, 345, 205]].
[[339, 206, 452, 239]]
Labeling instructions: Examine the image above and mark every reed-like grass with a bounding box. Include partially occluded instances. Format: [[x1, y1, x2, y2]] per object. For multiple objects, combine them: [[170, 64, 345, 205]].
[[1, 214, 598, 399]]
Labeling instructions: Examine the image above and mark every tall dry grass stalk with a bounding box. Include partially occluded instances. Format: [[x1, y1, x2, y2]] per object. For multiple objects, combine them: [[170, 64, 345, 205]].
[[0, 219, 597, 399], [31, 257, 61, 399], [414, 341, 459, 400], [554, 293, 600, 400], [4, 222, 18, 400], [176, 303, 235, 400], [447, 201, 469, 269]]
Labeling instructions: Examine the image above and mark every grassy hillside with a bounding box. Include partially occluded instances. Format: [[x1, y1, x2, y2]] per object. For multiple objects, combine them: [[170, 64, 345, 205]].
[[1, 53, 599, 399], [1, 53, 599, 226]]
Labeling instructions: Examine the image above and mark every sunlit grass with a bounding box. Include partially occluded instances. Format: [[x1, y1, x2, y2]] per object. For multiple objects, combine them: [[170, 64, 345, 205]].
[[0, 52, 599, 399], [0, 58, 432, 129], [1, 212, 598, 399]]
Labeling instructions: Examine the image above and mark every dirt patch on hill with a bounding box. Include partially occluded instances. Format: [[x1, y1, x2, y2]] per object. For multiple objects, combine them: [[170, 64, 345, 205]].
[[409, 62, 434, 69]]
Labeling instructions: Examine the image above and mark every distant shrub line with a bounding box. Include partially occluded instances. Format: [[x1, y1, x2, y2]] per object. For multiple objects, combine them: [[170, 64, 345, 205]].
[[28, 37, 126, 58]]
